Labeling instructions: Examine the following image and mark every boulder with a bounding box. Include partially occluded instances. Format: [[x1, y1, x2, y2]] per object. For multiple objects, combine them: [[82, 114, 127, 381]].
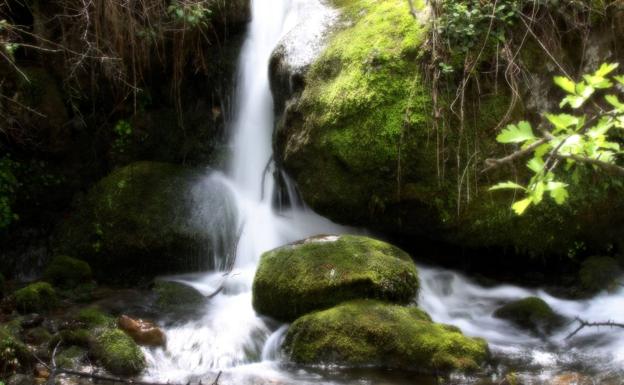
[[494, 297, 565, 335], [117, 315, 166, 347], [43, 255, 92, 289], [153, 280, 206, 316], [54, 161, 238, 282], [283, 300, 489, 373], [253, 235, 419, 322], [271, 0, 624, 267], [13, 282, 58, 314]]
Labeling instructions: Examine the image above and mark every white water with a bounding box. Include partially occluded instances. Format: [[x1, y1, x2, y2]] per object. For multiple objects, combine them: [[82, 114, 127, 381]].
[[143, 0, 624, 383]]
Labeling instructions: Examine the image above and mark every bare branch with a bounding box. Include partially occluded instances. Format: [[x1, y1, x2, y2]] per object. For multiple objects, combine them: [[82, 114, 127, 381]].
[[482, 138, 548, 173], [566, 317, 624, 340]]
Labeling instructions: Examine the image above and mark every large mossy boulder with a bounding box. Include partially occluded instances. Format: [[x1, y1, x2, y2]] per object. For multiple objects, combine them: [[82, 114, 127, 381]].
[[272, 0, 624, 265], [54, 161, 237, 282], [253, 235, 419, 322], [153, 280, 206, 316], [493, 297, 564, 336], [13, 282, 58, 314], [284, 300, 488, 373]]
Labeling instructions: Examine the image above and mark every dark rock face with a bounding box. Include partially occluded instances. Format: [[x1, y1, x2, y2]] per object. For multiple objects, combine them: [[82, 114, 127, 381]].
[[494, 297, 565, 336]]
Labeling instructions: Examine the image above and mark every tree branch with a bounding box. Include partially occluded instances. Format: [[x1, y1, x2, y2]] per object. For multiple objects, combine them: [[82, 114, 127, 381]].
[[555, 154, 624, 177], [482, 138, 548, 173], [566, 317, 624, 340]]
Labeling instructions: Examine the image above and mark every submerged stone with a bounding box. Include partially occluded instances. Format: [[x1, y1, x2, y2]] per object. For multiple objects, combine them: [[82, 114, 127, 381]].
[[494, 297, 565, 335], [283, 300, 489, 373], [252, 235, 419, 322]]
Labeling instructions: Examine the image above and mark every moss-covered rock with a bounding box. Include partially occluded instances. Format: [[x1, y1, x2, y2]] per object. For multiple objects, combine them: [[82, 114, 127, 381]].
[[56, 346, 88, 370], [77, 307, 115, 328], [284, 300, 488, 373], [579, 256, 623, 294], [253, 235, 419, 322], [272, 0, 624, 267], [53, 161, 238, 282], [493, 297, 564, 335], [92, 328, 146, 376], [13, 282, 57, 314], [153, 280, 206, 315], [43, 255, 92, 289]]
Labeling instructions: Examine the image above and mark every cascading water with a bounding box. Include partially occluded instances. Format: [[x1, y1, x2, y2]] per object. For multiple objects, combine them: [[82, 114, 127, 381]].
[[143, 0, 624, 383]]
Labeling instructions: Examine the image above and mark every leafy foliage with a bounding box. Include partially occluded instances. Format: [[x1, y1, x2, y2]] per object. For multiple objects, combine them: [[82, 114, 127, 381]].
[[168, 0, 212, 27], [491, 63, 624, 214]]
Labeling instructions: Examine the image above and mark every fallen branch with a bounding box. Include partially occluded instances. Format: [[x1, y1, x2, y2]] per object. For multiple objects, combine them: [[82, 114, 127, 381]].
[[566, 317, 624, 340]]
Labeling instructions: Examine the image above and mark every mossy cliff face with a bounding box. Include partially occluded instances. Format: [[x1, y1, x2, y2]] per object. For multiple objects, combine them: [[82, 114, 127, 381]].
[[53, 161, 236, 282], [252, 235, 419, 322], [273, 0, 624, 261], [284, 300, 489, 373]]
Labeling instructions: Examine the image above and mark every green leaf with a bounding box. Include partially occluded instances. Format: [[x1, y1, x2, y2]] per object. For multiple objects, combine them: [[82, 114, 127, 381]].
[[615, 75, 624, 86], [532, 181, 546, 204], [527, 157, 545, 173], [490, 181, 526, 191], [497, 121, 536, 144], [554, 76, 576, 94], [512, 198, 532, 215], [595, 62, 619, 77], [547, 182, 569, 205], [606, 94, 624, 110], [546, 113, 579, 132]]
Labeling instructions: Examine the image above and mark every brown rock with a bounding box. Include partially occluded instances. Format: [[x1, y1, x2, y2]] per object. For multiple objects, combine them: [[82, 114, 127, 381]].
[[34, 363, 50, 379], [552, 373, 592, 385], [117, 315, 166, 347]]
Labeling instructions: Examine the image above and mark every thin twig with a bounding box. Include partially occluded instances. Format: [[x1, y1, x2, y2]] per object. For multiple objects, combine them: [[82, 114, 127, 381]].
[[566, 317, 624, 340]]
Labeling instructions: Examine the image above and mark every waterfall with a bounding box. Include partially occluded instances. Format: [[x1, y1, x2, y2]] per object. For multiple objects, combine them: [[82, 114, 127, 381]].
[[142, 0, 624, 383]]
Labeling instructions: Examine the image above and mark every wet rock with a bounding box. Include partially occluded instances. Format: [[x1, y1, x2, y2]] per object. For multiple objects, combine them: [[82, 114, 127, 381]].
[[13, 282, 58, 314], [6, 374, 35, 385], [34, 363, 50, 379], [117, 315, 166, 347], [579, 256, 622, 294], [43, 255, 92, 289], [55, 346, 88, 370], [552, 372, 592, 385], [284, 300, 489, 373], [494, 297, 565, 336], [153, 280, 206, 316], [21, 313, 44, 329], [253, 235, 419, 322]]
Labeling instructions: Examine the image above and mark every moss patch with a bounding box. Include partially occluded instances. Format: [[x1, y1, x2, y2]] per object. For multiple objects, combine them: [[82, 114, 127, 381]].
[[494, 297, 565, 335], [77, 307, 115, 328], [43, 255, 92, 289], [154, 280, 206, 315], [253, 235, 419, 322], [13, 282, 57, 314], [92, 328, 146, 376], [284, 300, 488, 373]]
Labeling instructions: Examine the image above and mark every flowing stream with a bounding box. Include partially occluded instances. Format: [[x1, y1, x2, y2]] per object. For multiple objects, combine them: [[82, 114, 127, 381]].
[[143, 0, 624, 383]]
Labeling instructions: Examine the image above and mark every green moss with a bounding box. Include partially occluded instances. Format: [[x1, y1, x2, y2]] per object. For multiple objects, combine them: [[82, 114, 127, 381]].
[[0, 323, 31, 373], [56, 346, 87, 370], [51, 329, 92, 348], [579, 256, 622, 293], [93, 328, 145, 376], [253, 235, 419, 322], [494, 297, 564, 335], [77, 307, 115, 328], [284, 300, 488, 373], [43, 255, 92, 289], [24, 327, 52, 345], [13, 282, 58, 314]]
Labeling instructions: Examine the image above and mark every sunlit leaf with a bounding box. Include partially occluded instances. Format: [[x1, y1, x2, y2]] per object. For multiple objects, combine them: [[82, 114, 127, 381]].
[[497, 121, 536, 144], [546, 113, 579, 132], [595, 62, 619, 78], [547, 182, 569, 205], [554, 76, 576, 94], [512, 198, 532, 215], [489, 181, 526, 191], [527, 157, 544, 173]]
